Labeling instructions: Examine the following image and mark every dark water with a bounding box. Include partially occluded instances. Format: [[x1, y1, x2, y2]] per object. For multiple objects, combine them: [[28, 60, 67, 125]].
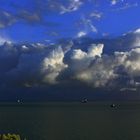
[[0, 102, 140, 140]]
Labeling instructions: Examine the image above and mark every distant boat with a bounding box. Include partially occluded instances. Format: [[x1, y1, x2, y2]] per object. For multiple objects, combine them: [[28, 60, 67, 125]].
[[110, 104, 117, 108], [81, 98, 88, 103], [17, 100, 21, 104]]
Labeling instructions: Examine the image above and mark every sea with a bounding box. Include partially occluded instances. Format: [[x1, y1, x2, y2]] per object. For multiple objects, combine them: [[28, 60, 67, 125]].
[[0, 102, 140, 140]]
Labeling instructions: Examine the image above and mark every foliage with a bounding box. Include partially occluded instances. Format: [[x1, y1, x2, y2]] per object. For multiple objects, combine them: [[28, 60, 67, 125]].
[[0, 134, 26, 140]]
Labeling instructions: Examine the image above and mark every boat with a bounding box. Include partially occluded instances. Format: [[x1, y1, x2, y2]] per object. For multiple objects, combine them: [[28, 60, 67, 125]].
[[110, 103, 117, 108], [81, 98, 88, 103]]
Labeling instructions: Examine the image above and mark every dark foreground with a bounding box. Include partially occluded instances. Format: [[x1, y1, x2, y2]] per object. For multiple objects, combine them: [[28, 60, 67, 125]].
[[0, 102, 140, 140]]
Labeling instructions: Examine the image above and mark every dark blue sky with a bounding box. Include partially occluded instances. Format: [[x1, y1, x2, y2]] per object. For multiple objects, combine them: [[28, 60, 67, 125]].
[[0, 0, 140, 43]]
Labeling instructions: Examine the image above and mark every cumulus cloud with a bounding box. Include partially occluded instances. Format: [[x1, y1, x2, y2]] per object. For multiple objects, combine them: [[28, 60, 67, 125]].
[[67, 44, 115, 87], [1, 30, 140, 91], [115, 48, 140, 77], [68, 44, 103, 71], [62, 44, 140, 88], [2, 44, 67, 86], [0, 42, 103, 87], [41, 47, 68, 84]]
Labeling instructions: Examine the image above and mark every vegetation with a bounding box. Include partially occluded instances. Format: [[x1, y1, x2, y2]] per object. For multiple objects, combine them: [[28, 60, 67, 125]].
[[0, 134, 26, 140]]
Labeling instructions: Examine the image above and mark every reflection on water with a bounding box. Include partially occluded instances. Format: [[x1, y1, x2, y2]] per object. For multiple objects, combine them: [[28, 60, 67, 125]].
[[0, 102, 140, 140]]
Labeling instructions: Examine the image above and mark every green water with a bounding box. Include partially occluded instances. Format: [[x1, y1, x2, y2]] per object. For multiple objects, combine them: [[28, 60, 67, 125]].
[[0, 102, 140, 140]]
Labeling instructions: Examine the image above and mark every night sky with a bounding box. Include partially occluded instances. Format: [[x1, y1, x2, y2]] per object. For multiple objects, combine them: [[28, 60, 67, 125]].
[[1, 0, 140, 101]]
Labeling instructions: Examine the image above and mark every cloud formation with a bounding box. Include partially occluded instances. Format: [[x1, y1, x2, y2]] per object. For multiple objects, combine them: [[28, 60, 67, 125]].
[[0, 30, 140, 91], [60, 0, 83, 14], [1, 43, 67, 87]]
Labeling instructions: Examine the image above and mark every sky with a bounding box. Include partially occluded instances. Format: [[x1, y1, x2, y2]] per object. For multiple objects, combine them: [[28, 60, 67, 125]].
[[1, 0, 140, 101], [0, 0, 140, 43]]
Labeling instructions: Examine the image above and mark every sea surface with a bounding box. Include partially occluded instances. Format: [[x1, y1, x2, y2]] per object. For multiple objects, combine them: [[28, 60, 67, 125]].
[[0, 102, 140, 140]]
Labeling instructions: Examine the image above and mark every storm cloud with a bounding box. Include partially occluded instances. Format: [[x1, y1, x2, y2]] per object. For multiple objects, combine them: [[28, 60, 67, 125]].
[[0, 30, 140, 92]]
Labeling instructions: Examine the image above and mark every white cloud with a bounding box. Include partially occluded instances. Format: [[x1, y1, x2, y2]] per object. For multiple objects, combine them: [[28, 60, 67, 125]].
[[88, 44, 104, 57], [90, 12, 102, 19], [41, 47, 68, 84], [67, 44, 110, 87], [88, 20, 98, 33], [1, 30, 140, 90], [77, 16, 98, 37], [117, 48, 140, 76], [70, 47, 140, 87], [0, 36, 12, 45], [77, 31, 87, 37], [111, 0, 118, 5], [61, 32, 140, 88], [60, 0, 83, 14], [83, 17, 98, 33], [134, 28, 140, 34], [4, 45, 67, 86]]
